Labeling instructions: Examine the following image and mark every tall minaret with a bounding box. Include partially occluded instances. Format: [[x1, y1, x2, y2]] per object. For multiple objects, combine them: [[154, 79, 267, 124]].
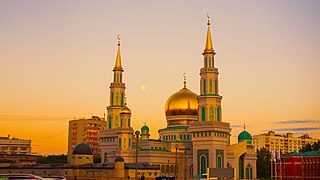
[[189, 15, 231, 175], [107, 35, 126, 129], [198, 15, 222, 122]]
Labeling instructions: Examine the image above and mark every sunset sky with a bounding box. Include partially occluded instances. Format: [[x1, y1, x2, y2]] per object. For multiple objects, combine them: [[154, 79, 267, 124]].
[[1, 0, 319, 155]]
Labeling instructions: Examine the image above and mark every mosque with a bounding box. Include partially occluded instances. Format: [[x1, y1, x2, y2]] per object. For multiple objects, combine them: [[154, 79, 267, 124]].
[[99, 16, 257, 180]]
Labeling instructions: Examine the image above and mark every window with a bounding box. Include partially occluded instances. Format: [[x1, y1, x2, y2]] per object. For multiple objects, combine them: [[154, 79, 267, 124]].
[[209, 79, 213, 94], [201, 107, 206, 121], [209, 107, 214, 121], [217, 107, 221, 122], [214, 79, 218, 94], [108, 116, 112, 129], [200, 155, 207, 174], [203, 79, 206, 95], [116, 92, 119, 105], [217, 156, 222, 168]]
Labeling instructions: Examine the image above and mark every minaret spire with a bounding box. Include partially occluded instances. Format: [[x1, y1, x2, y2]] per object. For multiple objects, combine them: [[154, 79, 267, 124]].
[[183, 73, 187, 88], [114, 35, 122, 70], [204, 13, 214, 54]]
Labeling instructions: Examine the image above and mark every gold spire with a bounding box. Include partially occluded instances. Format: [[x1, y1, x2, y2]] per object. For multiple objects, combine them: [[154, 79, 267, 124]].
[[114, 34, 122, 70], [204, 13, 214, 54], [183, 73, 186, 88], [244, 122, 246, 131]]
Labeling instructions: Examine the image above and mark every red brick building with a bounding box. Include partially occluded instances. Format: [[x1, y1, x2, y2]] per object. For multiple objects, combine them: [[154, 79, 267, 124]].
[[275, 151, 320, 179]]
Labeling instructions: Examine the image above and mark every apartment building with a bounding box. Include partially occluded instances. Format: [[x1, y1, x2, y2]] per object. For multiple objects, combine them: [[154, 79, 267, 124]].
[[0, 136, 31, 155], [67, 116, 107, 163], [253, 131, 319, 154]]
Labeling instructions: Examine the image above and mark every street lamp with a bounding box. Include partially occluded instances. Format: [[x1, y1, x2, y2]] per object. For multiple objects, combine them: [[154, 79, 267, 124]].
[[175, 144, 178, 178], [135, 130, 140, 180]]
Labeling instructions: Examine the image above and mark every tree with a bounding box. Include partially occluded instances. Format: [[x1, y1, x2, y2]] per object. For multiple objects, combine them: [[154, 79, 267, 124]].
[[299, 142, 320, 153], [257, 147, 271, 179], [37, 154, 67, 164]]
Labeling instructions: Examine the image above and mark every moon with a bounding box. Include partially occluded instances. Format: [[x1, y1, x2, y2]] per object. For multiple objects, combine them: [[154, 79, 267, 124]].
[[140, 85, 146, 91]]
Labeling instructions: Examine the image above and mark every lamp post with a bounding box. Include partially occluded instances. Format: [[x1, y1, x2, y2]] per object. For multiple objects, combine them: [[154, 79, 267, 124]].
[[175, 144, 178, 178], [135, 130, 140, 180]]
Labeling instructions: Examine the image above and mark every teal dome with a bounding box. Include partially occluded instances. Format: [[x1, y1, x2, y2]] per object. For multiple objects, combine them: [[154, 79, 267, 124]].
[[141, 125, 149, 131], [238, 130, 252, 145]]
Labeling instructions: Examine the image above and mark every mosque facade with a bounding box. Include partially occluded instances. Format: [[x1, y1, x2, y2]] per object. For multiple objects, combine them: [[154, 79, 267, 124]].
[[99, 18, 257, 179]]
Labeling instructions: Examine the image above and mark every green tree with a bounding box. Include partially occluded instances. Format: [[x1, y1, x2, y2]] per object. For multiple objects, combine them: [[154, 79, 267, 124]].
[[257, 147, 271, 179], [37, 154, 67, 164], [299, 142, 320, 153]]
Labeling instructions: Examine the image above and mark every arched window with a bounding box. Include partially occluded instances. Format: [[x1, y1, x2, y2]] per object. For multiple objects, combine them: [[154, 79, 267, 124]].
[[200, 155, 207, 174], [111, 93, 114, 106], [118, 138, 122, 148], [203, 79, 206, 95], [108, 116, 112, 129], [217, 155, 222, 168], [246, 164, 253, 179], [128, 118, 131, 127], [201, 107, 206, 121], [208, 57, 211, 68], [209, 79, 213, 94], [209, 107, 214, 121], [116, 92, 119, 105], [204, 57, 207, 68], [121, 93, 124, 106], [190, 165, 194, 178], [217, 107, 221, 122], [214, 79, 218, 95]]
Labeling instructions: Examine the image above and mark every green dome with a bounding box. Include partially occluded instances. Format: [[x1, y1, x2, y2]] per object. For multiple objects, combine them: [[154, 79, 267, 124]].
[[238, 130, 252, 145], [141, 125, 149, 131]]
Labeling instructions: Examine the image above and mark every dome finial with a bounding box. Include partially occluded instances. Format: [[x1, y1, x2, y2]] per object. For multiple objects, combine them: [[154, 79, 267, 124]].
[[207, 12, 210, 26], [115, 34, 122, 69], [183, 73, 186, 88], [204, 13, 214, 54], [244, 122, 246, 131]]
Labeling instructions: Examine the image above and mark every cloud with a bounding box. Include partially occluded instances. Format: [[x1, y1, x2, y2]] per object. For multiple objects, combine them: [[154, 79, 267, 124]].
[[231, 124, 243, 128], [267, 127, 320, 132], [275, 120, 320, 124]]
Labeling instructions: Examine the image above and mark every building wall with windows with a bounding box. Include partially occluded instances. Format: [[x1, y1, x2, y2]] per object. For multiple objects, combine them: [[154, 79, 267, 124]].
[[67, 116, 107, 163], [0, 136, 31, 155], [253, 131, 319, 154], [275, 151, 320, 179]]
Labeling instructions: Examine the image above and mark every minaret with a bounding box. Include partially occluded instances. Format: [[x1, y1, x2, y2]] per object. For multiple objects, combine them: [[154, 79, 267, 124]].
[[107, 35, 126, 129], [198, 14, 222, 122], [188, 15, 231, 175]]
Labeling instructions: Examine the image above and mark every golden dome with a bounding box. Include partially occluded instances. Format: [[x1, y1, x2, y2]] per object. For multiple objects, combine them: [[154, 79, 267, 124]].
[[165, 87, 198, 116], [120, 106, 131, 114]]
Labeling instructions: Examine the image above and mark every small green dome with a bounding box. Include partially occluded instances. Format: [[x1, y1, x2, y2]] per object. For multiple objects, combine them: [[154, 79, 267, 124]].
[[141, 124, 149, 131], [238, 130, 252, 144]]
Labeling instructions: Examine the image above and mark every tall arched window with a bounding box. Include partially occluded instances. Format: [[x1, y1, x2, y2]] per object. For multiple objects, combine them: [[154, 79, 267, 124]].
[[111, 93, 114, 106], [214, 79, 218, 95], [116, 92, 119, 105], [200, 155, 207, 174], [203, 79, 206, 95], [217, 107, 221, 122], [209, 79, 213, 94], [217, 155, 222, 168], [121, 93, 124, 106], [201, 107, 206, 121], [208, 57, 211, 68], [204, 57, 207, 68], [209, 107, 214, 121], [128, 118, 131, 127], [108, 116, 112, 129]]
